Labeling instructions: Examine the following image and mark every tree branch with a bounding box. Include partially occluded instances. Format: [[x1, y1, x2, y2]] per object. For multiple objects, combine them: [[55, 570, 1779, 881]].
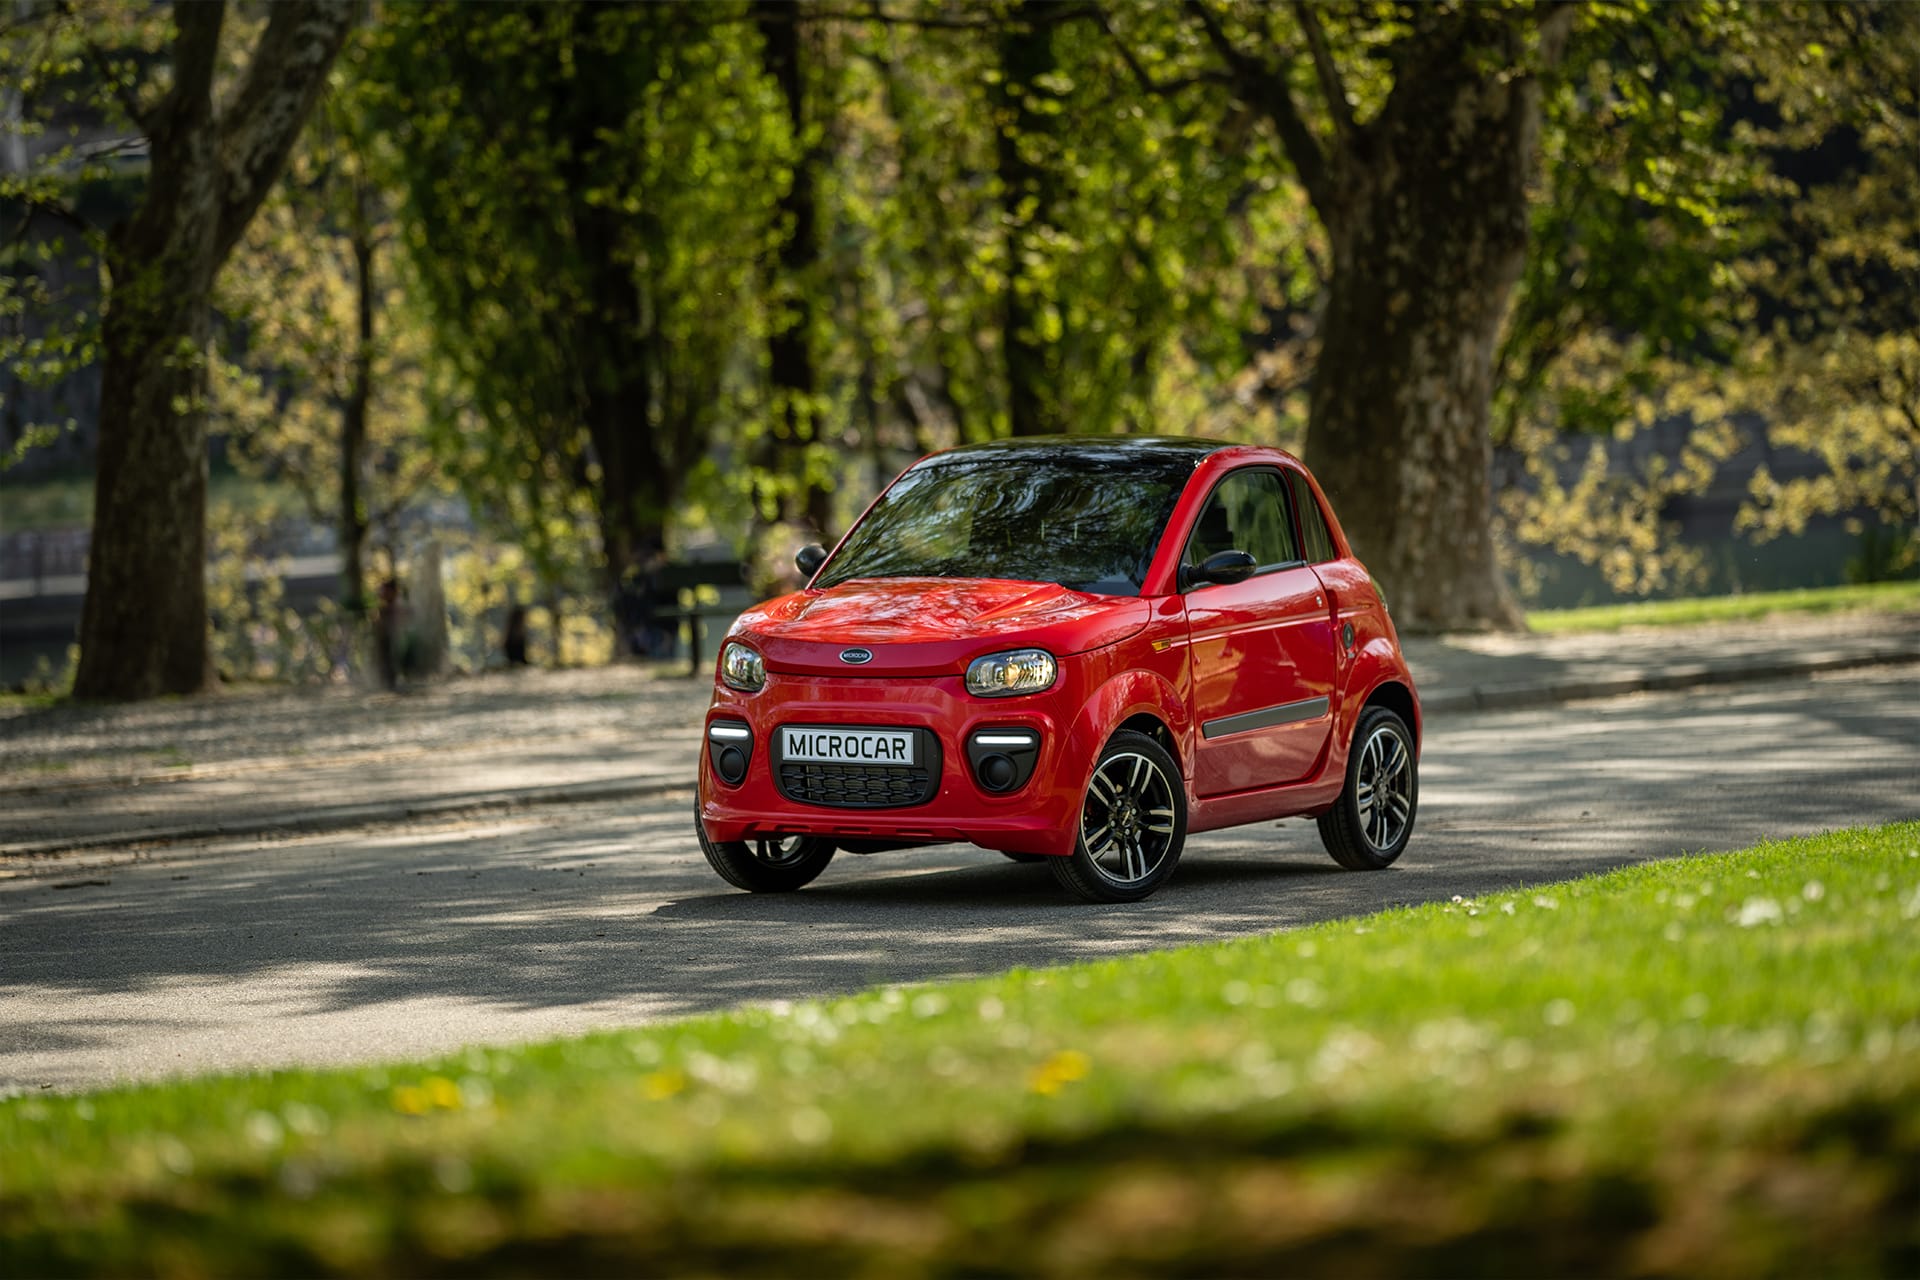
[[1290, 0, 1354, 140], [803, 6, 993, 30], [7, 193, 95, 243], [788, 3, 1098, 32], [213, 0, 356, 262], [1185, 0, 1331, 217], [1534, 0, 1580, 73], [55, 0, 157, 135], [162, 0, 225, 140], [1093, 6, 1227, 97]]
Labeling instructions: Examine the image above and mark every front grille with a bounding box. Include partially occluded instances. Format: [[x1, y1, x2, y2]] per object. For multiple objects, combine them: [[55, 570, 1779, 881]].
[[773, 726, 942, 809], [778, 762, 935, 808]]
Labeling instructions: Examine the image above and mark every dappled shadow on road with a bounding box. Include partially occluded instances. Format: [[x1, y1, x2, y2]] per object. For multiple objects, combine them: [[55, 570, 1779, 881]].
[[0, 666, 711, 847], [0, 665, 708, 798], [1419, 670, 1919, 856], [1400, 610, 1919, 707], [2, 669, 1914, 1091], [0, 808, 1482, 1091], [0, 815, 1644, 1096]]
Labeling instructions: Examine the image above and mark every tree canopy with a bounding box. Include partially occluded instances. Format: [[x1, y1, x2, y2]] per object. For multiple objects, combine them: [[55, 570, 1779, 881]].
[[7, 0, 1917, 694]]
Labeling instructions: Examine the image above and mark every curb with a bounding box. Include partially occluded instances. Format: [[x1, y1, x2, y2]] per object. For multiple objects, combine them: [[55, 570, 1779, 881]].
[[1419, 645, 1918, 715], [0, 775, 688, 862], [6, 647, 1913, 859]]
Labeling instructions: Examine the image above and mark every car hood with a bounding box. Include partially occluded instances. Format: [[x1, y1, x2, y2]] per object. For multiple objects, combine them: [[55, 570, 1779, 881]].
[[734, 577, 1150, 677]]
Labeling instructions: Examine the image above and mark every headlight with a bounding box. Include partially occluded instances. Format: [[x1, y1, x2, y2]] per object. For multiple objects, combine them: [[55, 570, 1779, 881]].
[[720, 642, 765, 692], [965, 648, 1057, 697]]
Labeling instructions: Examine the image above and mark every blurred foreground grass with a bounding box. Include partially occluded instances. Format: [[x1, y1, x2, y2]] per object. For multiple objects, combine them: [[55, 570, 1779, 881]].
[[1528, 579, 1920, 633], [4, 823, 1918, 1276]]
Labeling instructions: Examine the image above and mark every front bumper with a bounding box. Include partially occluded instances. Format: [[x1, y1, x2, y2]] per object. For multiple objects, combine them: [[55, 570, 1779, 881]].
[[697, 670, 1084, 857]]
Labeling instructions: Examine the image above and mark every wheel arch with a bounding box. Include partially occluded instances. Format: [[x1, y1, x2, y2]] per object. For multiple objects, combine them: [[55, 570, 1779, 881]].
[[1115, 711, 1177, 763], [1062, 666, 1192, 793], [1361, 678, 1420, 750]]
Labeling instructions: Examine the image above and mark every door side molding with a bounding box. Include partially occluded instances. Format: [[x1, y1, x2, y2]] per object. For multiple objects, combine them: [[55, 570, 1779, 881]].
[[1200, 695, 1330, 741]]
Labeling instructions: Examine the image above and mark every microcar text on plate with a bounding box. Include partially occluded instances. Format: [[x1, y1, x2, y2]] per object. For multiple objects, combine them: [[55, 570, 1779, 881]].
[[696, 436, 1421, 903]]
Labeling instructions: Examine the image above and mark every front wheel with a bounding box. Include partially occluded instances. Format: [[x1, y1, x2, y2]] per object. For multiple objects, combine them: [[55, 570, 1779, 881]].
[[1052, 730, 1187, 903], [696, 803, 836, 892], [1317, 706, 1418, 870]]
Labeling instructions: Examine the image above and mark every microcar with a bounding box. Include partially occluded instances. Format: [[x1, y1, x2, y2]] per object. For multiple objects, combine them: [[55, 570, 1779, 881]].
[[696, 437, 1420, 902]]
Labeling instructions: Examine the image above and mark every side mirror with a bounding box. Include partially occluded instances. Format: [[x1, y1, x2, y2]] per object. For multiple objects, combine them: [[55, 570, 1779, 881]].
[[1181, 549, 1256, 590], [795, 544, 828, 579]]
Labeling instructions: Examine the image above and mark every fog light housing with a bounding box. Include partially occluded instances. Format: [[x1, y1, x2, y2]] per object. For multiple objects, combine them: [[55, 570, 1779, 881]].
[[707, 720, 753, 785], [966, 728, 1040, 793]]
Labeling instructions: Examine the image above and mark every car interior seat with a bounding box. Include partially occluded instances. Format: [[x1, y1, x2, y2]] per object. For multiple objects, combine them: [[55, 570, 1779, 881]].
[[1192, 499, 1237, 561]]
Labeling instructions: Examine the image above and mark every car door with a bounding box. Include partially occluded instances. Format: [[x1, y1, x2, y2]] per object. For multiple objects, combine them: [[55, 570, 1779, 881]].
[[1182, 467, 1338, 796]]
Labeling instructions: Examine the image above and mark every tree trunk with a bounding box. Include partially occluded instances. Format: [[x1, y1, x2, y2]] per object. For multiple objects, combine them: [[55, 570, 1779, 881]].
[[753, 0, 832, 537], [544, 5, 666, 603], [78, 207, 221, 699], [340, 224, 373, 617], [583, 368, 669, 599], [1300, 15, 1558, 633], [575, 199, 663, 599], [997, 0, 1063, 438], [73, 0, 354, 699]]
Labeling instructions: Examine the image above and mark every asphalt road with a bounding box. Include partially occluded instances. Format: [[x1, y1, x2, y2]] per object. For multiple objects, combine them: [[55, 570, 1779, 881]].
[[3, 667, 1914, 1094]]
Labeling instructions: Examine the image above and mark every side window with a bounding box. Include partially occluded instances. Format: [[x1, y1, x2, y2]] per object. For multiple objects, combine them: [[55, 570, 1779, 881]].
[[1288, 471, 1337, 564], [1185, 469, 1299, 571]]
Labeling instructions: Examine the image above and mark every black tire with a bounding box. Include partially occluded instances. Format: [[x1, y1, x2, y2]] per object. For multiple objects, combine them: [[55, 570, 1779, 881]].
[[1051, 730, 1187, 903], [696, 802, 836, 892], [1317, 705, 1418, 871], [999, 851, 1050, 864]]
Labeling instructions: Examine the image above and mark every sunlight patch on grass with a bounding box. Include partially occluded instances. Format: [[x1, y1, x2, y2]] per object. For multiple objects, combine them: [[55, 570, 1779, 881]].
[[1528, 580, 1920, 633]]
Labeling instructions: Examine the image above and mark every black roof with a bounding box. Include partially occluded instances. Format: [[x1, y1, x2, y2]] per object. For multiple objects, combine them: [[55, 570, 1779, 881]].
[[921, 435, 1233, 468]]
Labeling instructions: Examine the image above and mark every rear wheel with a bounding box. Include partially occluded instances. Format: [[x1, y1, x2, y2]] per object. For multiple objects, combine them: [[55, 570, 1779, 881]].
[[1317, 706, 1417, 870], [1051, 730, 1187, 903], [696, 803, 836, 892]]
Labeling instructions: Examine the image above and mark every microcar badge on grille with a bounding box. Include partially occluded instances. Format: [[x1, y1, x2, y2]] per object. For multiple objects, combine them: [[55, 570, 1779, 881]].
[[839, 647, 874, 665]]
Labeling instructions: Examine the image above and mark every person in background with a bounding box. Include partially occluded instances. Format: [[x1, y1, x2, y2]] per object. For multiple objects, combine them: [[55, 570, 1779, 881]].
[[503, 604, 530, 667], [373, 578, 406, 690], [615, 539, 673, 659]]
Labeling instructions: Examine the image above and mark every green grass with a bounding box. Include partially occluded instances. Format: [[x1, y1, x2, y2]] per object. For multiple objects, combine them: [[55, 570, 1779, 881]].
[[0, 474, 94, 532], [0, 690, 62, 712], [1529, 579, 1920, 633], [0, 472, 306, 534], [5, 824, 1919, 1276]]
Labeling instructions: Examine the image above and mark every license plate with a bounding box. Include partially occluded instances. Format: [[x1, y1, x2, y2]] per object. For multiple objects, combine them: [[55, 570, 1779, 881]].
[[780, 726, 916, 766]]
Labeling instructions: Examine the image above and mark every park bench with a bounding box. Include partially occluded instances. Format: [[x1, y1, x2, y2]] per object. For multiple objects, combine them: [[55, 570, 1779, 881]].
[[657, 560, 753, 677]]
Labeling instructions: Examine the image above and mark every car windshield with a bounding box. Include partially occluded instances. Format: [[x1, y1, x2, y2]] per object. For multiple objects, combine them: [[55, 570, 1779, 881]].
[[816, 450, 1195, 596]]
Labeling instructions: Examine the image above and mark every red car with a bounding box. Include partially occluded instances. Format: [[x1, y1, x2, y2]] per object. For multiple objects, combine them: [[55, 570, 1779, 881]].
[[696, 437, 1420, 903]]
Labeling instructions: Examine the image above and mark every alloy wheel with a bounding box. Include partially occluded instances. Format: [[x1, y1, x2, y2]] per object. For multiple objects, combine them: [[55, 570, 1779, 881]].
[[753, 836, 815, 867], [1354, 724, 1414, 852], [1079, 751, 1179, 886]]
